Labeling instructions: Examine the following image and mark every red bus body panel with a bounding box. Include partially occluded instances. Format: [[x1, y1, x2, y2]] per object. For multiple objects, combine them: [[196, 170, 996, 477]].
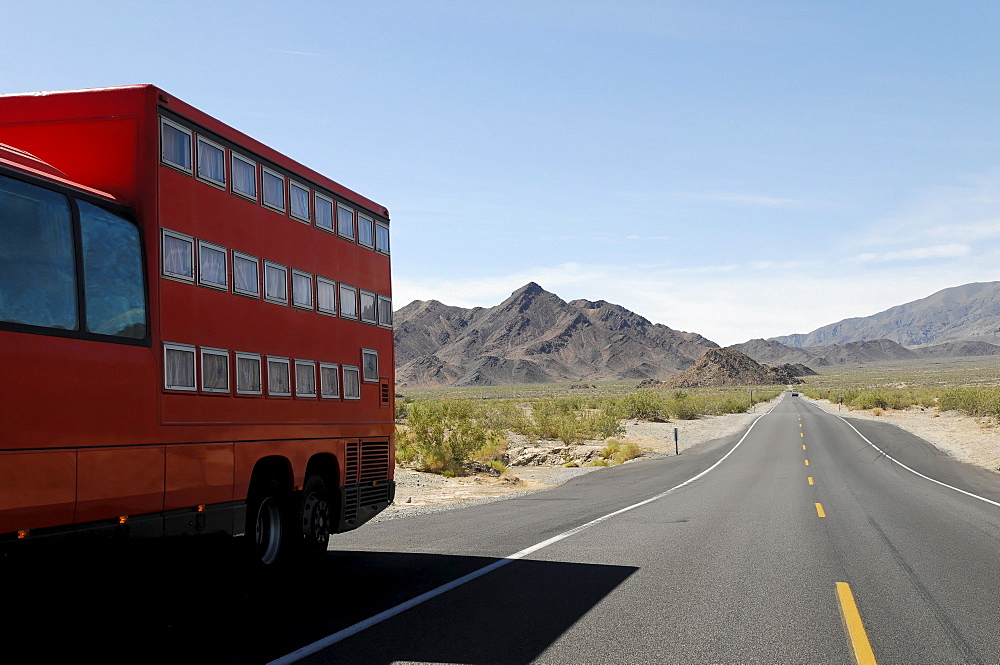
[[0, 85, 394, 538]]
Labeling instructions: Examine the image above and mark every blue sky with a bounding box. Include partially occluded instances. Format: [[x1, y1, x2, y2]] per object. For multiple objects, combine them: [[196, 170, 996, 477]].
[[5, 1, 1000, 345]]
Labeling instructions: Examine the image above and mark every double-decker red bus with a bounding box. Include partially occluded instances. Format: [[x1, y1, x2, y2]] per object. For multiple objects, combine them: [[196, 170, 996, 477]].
[[0, 85, 395, 565]]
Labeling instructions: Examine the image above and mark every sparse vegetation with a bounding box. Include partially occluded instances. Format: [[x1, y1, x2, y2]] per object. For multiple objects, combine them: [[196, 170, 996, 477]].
[[394, 383, 782, 474]]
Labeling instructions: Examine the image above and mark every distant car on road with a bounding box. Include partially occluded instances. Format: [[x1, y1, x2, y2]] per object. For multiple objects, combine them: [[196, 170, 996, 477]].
[[791, 391, 799, 397]]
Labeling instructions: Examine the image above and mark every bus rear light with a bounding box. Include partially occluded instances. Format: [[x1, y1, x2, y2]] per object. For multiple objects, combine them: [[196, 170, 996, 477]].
[[118, 515, 128, 524], [17, 529, 28, 539], [197, 504, 205, 512]]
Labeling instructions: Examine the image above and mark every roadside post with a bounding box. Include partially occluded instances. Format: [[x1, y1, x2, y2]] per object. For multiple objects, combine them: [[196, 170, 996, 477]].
[[674, 427, 679, 456]]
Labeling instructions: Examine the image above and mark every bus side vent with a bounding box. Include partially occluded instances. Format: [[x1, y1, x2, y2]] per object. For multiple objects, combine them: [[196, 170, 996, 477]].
[[360, 439, 390, 484], [359, 483, 390, 509], [380, 380, 390, 407], [345, 440, 360, 485]]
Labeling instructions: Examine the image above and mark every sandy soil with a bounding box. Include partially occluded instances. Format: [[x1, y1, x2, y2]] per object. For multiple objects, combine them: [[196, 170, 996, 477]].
[[381, 394, 1000, 520]]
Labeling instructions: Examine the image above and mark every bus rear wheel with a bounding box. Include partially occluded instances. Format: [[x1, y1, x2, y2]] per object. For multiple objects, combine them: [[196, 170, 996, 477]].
[[299, 475, 332, 557]]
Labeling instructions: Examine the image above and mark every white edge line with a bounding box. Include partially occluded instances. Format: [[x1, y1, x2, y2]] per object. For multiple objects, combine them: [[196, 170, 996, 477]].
[[831, 408, 1000, 509], [268, 409, 773, 665]]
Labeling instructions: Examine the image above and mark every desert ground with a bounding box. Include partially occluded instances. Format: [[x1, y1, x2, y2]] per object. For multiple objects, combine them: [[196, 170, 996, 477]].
[[377, 393, 1000, 522]]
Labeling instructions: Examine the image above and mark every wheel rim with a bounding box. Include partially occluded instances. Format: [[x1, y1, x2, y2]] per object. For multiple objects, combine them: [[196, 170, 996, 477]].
[[302, 493, 331, 549], [255, 496, 282, 565]]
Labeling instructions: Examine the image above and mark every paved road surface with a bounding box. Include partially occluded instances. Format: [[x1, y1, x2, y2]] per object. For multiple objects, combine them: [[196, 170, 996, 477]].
[[7, 395, 1000, 664]]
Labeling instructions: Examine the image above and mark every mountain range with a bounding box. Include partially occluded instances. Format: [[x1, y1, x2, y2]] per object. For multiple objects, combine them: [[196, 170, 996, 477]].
[[394, 280, 1000, 387], [770, 281, 1000, 347]]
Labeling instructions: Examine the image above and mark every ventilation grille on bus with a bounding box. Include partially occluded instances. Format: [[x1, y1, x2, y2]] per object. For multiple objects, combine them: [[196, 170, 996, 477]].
[[360, 439, 390, 484], [359, 483, 391, 509], [380, 380, 391, 407], [343, 486, 359, 524], [345, 440, 360, 485]]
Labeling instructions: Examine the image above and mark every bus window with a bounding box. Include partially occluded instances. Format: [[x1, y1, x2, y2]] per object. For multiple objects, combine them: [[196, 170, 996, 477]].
[[0, 175, 78, 330], [79, 201, 147, 338]]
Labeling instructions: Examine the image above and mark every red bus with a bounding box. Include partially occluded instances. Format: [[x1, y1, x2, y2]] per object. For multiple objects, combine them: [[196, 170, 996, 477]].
[[0, 85, 395, 565]]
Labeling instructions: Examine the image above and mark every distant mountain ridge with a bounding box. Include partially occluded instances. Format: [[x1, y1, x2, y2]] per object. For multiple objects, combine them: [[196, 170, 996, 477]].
[[729, 337, 1000, 368], [770, 281, 1000, 347], [394, 283, 718, 387]]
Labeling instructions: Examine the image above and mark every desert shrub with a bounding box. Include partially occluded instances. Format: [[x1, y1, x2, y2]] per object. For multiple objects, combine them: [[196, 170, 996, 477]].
[[851, 390, 889, 410], [587, 459, 611, 467], [611, 441, 643, 465], [600, 438, 622, 459], [617, 391, 668, 421], [871, 407, 884, 416]]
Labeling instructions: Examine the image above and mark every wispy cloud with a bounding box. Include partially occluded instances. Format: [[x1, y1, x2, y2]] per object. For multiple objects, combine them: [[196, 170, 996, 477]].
[[849, 243, 971, 264]]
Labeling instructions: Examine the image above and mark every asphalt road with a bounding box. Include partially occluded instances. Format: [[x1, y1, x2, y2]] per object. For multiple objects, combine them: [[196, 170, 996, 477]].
[[6, 395, 1000, 664]]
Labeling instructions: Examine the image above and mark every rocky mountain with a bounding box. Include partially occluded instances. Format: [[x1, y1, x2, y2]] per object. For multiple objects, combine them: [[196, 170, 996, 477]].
[[661, 348, 804, 388], [394, 283, 718, 387], [771, 281, 1000, 348], [731, 337, 1000, 368]]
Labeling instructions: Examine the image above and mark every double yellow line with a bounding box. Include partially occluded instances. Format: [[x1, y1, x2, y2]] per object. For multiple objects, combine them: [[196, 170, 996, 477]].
[[799, 411, 877, 664]]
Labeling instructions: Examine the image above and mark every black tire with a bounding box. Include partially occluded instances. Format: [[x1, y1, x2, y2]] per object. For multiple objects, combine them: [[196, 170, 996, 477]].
[[246, 476, 286, 567], [298, 474, 332, 557]]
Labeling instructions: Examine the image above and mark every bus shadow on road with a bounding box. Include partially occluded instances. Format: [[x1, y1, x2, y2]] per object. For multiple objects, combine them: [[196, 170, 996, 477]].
[[3, 541, 637, 665], [303, 550, 639, 665]]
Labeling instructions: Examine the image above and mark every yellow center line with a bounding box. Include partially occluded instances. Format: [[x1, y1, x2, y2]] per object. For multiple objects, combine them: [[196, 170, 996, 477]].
[[815, 502, 826, 517], [836, 582, 878, 665], [801, 432, 804, 438], [805, 459, 810, 466], [803, 444, 807, 450], [808, 477, 814, 485]]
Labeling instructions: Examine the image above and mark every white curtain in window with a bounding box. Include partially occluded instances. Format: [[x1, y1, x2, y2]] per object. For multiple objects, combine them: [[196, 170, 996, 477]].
[[376, 224, 390, 253], [234, 256, 258, 294], [237, 356, 261, 393], [316, 198, 333, 230], [268, 359, 290, 395], [293, 273, 312, 307], [360, 292, 376, 322], [265, 264, 287, 301], [339, 285, 356, 317], [321, 365, 339, 397], [338, 205, 354, 237], [163, 235, 193, 278], [198, 140, 225, 184], [232, 156, 256, 196], [263, 172, 284, 208], [200, 246, 226, 286], [162, 124, 190, 169], [358, 217, 374, 246], [291, 185, 310, 219], [378, 297, 392, 326], [166, 348, 195, 389], [296, 362, 316, 396], [317, 280, 335, 313], [203, 353, 229, 391], [344, 367, 360, 398]]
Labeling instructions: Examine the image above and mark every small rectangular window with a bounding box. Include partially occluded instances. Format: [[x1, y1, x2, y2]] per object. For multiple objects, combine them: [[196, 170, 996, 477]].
[[196, 136, 226, 187], [315, 193, 334, 231], [201, 348, 230, 393], [164, 343, 196, 391], [267, 356, 291, 396], [262, 167, 285, 212], [292, 270, 313, 310], [377, 295, 393, 328], [359, 290, 376, 324], [236, 352, 262, 395], [233, 251, 260, 298], [198, 240, 228, 290], [162, 229, 194, 282], [160, 118, 192, 173], [231, 153, 257, 200], [317, 277, 337, 315], [343, 365, 361, 400], [358, 214, 374, 248], [362, 349, 379, 382], [375, 222, 390, 254], [339, 283, 357, 319], [295, 359, 317, 398], [337, 204, 355, 240], [320, 362, 340, 399], [290, 181, 310, 222], [264, 261, 288, 305]]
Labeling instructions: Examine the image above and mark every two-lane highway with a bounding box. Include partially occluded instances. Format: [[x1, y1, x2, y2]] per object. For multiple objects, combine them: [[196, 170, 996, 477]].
[[289, 395, 1000, 664]]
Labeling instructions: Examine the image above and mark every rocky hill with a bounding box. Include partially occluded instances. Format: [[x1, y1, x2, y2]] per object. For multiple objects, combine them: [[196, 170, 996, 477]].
[[661, 348, 804, 388], [770, 281, 1000, 348], [394, 283, 718, 387]]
